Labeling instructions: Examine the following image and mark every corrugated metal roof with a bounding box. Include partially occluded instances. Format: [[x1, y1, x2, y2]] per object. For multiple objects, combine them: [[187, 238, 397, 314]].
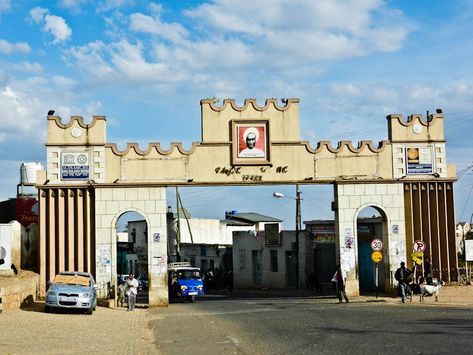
[[221, 218, 254, 226], [227, 212, 282, 223]]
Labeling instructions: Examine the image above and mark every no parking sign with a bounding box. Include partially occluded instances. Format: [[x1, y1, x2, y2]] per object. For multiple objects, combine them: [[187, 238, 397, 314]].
[[413, 240, 426, 252]]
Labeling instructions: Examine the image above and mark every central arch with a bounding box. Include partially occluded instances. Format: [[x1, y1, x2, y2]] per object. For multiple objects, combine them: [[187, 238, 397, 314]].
[[355, 205, 388, 294]]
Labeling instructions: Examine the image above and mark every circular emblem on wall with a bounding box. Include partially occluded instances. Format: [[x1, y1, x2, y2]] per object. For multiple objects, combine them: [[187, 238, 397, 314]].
[[407, 148, 419, 160], [412, 124, 423, 134], [77, 154, 88, 164], [71, 127, 82, 138]]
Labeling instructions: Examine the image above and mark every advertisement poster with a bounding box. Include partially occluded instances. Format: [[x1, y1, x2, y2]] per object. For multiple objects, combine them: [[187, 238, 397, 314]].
[[16, 197, 39, 226], [406, 147, 433, 174]]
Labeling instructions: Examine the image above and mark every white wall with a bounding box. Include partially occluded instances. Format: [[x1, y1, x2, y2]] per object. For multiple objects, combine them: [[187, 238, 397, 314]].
[[233, 230, 306, 289], [178, 218, 233, 244]]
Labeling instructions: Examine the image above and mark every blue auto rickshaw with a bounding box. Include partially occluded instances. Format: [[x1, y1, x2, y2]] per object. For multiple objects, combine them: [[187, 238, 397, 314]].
[[168, 262, 204, 302]]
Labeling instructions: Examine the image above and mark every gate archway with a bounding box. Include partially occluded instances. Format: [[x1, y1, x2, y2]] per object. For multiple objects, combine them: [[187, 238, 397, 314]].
[[38, 98, 458, 305]]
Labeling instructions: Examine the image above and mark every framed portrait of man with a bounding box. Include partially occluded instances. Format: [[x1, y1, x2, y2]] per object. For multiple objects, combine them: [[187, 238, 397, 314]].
[[231, 120, 271, 165]]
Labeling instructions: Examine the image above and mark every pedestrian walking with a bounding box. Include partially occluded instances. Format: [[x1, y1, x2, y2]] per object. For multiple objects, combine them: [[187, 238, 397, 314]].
[[332, 265, 349, 303], [424, 257, 433, 285], [395, 262, 414, 303], [124, 273, 139, 311]]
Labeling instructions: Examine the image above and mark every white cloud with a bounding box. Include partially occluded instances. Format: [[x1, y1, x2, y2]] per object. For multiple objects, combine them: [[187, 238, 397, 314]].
[[29, 7, 72, 43], [29, 7, 48, 23], [0, 0, 10, 13], [0, 86, 46, 137], [59, 0, 90, 10], [11, 61, 43, 74], [98, 0, 134, 12], [185, 0, 410, 60], [44, 14, 72, 43], [0, 39, 30, 54], [71, 0, 410, 91], [130, 13, 188, 44]]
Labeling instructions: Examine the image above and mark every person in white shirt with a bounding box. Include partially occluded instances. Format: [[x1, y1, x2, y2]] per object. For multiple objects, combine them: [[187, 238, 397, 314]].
[[124, 273, 139, 311], [239, 127, 265, 158], [332, 265, 349, 303]]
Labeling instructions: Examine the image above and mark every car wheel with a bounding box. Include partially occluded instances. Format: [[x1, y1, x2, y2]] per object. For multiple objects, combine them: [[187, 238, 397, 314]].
[[86, 307, 93, 315], [44, 305, 52, 313]]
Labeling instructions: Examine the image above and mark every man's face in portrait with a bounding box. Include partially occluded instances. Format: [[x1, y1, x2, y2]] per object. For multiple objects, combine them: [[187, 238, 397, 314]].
[[246, 132, 257, 149]]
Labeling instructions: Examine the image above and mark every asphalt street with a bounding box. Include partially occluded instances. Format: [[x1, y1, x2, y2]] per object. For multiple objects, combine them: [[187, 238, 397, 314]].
[[1, 292, 472, 354], [148, 293, 473, 354]]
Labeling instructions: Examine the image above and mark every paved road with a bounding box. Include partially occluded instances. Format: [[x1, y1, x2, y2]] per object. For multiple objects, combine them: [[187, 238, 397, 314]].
[[148, 293, 473, 354], [1, 292, 473, 354]]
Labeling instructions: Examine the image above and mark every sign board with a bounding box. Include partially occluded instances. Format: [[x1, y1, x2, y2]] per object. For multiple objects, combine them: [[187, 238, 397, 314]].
[[406, 147, 434, 174], [371, 239, 383, 251], [413, 240, 426, 252], [61, 152, 90, 180], [465, 240, 473, 261], [411, 251, 424, 265], [371, 251, 383, 263], [392, 224, 399, 234]]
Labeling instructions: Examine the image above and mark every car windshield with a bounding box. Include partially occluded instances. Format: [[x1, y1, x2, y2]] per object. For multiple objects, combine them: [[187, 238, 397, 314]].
[[177, 270, 201, 280], [53, 274, 90, 286]]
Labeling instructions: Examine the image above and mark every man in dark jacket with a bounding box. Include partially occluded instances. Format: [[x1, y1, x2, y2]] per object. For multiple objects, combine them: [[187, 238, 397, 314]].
[[395, 262, 413, 303]]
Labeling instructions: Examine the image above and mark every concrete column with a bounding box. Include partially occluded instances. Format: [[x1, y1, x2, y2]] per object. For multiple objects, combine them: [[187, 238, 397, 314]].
[[39, 190, 47, 295], [67, 189, 75, 271]]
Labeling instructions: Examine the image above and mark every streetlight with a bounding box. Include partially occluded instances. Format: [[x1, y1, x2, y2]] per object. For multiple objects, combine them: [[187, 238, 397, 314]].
[[273, 185, 302, 289]]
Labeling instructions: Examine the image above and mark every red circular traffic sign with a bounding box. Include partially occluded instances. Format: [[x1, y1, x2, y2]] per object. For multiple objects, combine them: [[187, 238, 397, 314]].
[[371, 239, 383, 251], [413, 240, 426, 252]]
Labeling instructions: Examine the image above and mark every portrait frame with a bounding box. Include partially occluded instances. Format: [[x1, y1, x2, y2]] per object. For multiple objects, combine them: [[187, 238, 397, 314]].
[[231, 120, 271, 166]]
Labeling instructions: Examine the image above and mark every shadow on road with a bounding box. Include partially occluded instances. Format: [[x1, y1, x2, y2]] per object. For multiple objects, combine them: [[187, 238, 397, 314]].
[[200, 288, 337, 302]]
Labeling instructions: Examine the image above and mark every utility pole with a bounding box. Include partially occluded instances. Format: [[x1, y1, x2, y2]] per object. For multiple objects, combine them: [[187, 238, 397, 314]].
[[295, 184, 301, 289], [273, 186, 303, 289], [175, 187, 181, 261]]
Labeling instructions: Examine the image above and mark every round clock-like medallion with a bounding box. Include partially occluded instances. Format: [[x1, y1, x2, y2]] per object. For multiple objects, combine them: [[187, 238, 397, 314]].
[[412, 124, 423, 134], [407, 148, 419, 160], [71, 127, 82, 138]]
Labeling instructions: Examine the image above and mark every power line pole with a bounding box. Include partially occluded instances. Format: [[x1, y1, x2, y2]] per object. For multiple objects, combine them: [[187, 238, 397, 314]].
[[175, 187, 181, 261], [295, 184, 301, 289]]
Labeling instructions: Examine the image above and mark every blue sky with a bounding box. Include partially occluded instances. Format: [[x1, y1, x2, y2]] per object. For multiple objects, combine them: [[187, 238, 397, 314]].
[[1, 0, 473, 227]]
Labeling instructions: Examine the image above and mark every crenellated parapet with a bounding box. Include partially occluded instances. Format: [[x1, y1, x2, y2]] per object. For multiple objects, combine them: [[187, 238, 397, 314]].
[[105, 142, 199, 156], [200, 98, 301, 143], [387, 112, 444, 142], [308, 140, 389, 154], [201, 98, 299, 112], [47, 115, 106, 146]]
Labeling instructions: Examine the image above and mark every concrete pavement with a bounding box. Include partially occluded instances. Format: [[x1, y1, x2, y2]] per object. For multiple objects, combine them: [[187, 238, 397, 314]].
[[0, 301, 155, 354]]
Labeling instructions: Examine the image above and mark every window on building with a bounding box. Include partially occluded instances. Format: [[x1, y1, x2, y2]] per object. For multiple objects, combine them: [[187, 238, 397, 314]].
[[270, 250, 278, 272], [131, 228, 136, 243], [239, 249, 246, 272]]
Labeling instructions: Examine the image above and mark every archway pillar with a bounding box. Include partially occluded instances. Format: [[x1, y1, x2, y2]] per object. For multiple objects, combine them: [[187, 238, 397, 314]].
[[334, 183, 407, 297], [95, 187, 168, 306]]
